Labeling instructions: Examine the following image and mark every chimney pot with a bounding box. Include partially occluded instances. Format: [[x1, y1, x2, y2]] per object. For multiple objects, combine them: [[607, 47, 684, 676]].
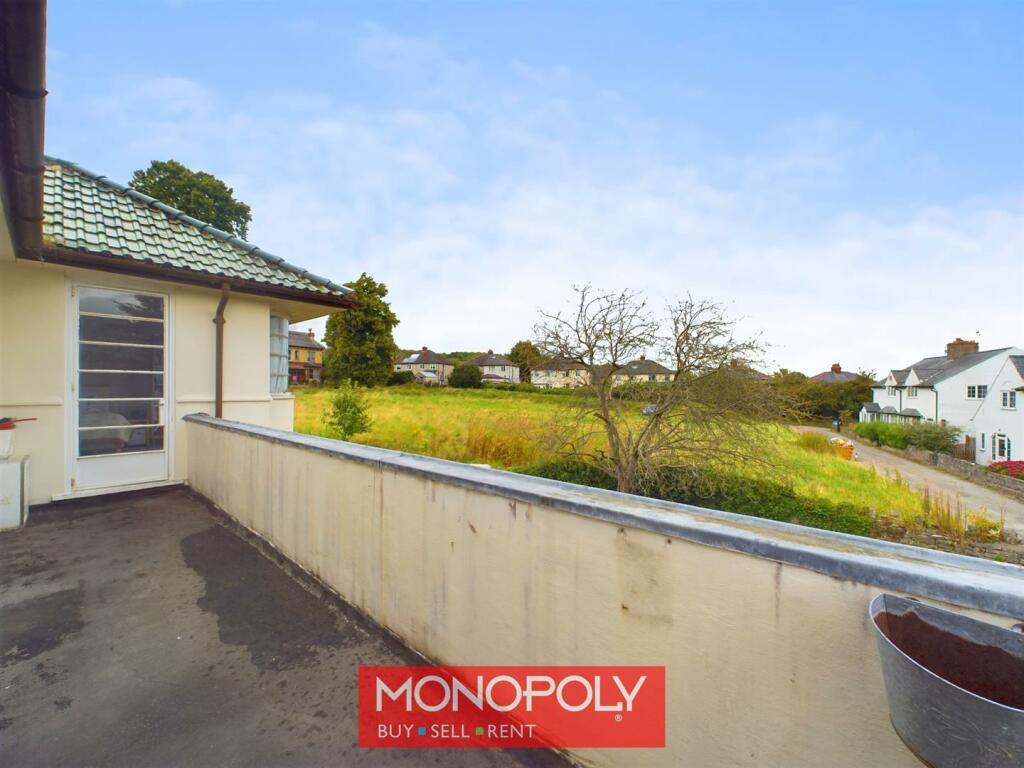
[[422, 346, 428, 351], [308, 329, 315, 339], [831, 363, 842, 374]]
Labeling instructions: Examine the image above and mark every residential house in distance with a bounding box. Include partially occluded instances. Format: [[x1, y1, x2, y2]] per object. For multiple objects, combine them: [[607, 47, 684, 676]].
[[609, 356, 673, 384], [811, 363, 859, 383], [466, 350, 520, 384], [861, 338, 1023, 464], [532, 357, 590, 389], [394, 346, 454, 385], [288, 329, 325, 384]]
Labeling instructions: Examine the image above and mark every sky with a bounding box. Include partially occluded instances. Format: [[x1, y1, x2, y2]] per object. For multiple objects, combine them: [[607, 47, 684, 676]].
[[45, 0, 1023, 375]]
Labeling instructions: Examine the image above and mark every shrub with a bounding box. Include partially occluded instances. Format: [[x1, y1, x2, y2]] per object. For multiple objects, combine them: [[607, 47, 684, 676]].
[[388, 370, 415, 386], [322, 382, 371, 440], [989, 461, 1024, 479], [854, 420, 960, 453], [520, 459, 872, 536], [449, 364, 483, 389], [795, 432, 833, 454]]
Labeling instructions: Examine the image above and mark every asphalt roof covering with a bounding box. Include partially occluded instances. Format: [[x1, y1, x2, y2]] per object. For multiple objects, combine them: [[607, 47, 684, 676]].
[[41, 156, 351, 301], [467, 350, 517, 367], [876, 349, 1016, 388], [395, 348, 451, 365]]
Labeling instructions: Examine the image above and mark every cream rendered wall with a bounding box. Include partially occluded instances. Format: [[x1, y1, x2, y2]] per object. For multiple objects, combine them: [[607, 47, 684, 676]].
[[0, 258, 303, 503], [186, 420, 1020, 768]]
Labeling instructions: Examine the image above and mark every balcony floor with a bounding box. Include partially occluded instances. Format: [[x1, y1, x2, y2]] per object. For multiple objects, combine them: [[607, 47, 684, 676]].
[[0, 488, 564, 767]]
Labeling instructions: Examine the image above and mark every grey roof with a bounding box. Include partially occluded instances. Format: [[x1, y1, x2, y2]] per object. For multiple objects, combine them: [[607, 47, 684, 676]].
[[467, 350, 516, 368], [619, 358, 673, 376], [396, 348, 451, 366], [288, 331, 324, 350], [534, 357, 588, 372], [900, 408, 924, 418], [1010, 356, 1024, 380], [862, 402, 881, 412], [891, 348, 1013, 387], [881, 406, 899, 414]]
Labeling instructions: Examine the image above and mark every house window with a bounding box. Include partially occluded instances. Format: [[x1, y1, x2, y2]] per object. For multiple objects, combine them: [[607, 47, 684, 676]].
[[887, 386, 897, 397], [980, 433, 985, 449], [996, 434, 1010, 459], [1002, 391, 1017, 409], [307, 350, 315, 363], [270, 315, 289, 393], [978, 385, 988, 398], [907, 386, 918, 398]]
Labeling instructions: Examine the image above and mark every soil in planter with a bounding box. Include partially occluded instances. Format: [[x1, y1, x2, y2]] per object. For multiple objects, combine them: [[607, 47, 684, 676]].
[[876, 610, 1024, 709]]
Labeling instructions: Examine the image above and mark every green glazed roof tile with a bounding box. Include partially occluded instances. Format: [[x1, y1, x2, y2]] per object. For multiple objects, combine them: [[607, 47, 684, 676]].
[[41, 157, 350, 301]]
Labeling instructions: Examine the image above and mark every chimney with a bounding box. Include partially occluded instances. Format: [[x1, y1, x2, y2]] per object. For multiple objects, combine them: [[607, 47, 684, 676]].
[[307, 329, 316, 340], [422, 346, 428, 351], [830, 363, 842, 374], [945, 338, 979, 360]]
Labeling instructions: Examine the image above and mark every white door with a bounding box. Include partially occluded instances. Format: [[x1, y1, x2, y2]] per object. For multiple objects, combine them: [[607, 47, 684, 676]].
[[73, 285, 169, 490]]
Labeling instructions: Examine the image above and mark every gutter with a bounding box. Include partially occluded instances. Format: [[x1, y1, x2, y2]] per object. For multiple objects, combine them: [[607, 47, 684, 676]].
[[214, 284, 230, 418], [0, 0, 47, 255]]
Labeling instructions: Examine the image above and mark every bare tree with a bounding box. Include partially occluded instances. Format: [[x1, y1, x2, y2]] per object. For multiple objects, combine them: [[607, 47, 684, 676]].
[[534, 286, 794, 493]]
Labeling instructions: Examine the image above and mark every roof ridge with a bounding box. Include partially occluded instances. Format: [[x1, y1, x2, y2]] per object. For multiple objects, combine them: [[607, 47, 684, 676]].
[[44, 155, 350, 295]]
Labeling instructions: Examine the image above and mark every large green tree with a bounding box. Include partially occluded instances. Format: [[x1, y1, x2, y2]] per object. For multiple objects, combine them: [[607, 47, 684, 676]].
[[130, 160, 252, 238], [508, 340, 543, 383], [323, 273, 399, 386]]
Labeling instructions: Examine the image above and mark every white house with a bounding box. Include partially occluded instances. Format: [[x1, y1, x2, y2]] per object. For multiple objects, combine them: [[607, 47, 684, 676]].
[[531, 358, 590, 389], [466, 350, 520, 384], [394, 347, 454, 385], [860, 339, 1023, 464], [970, 355, 1022, 464]]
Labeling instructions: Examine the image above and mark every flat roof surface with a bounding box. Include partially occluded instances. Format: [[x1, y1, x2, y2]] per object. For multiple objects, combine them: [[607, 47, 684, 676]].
[[0, 488, 564, 768]]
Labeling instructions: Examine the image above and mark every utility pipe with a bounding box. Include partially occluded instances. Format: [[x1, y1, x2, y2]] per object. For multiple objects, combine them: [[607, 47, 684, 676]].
[[213, 284, 230, 418]]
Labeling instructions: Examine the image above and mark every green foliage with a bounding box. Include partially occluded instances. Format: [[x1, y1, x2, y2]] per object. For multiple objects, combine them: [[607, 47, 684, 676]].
[[796, 432, 833, 454], [388, 370, 416, 386], [322, 382, 371, 440], [770, 369, 875, 420], [854, 421, 960, 452], [522, 459, 872, 536], [508, 340, 544, 383], [449, 363, 483, 389], [130, 160, 252, 238], [323, 273, 399, 387]]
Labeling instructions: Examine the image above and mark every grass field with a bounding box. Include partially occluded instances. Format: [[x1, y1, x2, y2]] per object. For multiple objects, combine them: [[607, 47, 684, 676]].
[[294, 385, 930, 520]]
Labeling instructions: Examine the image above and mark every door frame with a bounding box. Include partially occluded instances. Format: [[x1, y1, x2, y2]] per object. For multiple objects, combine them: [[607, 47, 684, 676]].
[[64, 277, 176, 495]]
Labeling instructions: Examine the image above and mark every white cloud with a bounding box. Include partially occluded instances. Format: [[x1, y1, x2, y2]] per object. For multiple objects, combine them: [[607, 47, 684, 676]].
[[44, 29, 1024, 375]]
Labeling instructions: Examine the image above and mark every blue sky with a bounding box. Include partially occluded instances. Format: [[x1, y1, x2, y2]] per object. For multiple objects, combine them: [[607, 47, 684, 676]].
[[46, 1, 1023, 374]]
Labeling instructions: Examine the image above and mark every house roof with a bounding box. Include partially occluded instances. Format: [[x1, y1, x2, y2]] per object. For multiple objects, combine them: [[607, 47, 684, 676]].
[[861, 402, 881, 412], [466, 350, 516, 368], [881, 406, 899, 414], [1010, 356, 1024, 380], [618, 358, 673, 376], [534, 357, 588, 372], [40, 157, 352, 306], [396, 347, 451, 366], [811, 370, 859, 383], [877, 348, 1014, 389], [288, 331, 324, 350], [900, 408, 924, 418]]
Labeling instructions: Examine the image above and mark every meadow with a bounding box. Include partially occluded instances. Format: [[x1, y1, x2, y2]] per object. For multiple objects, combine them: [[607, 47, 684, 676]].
[[294, 385, 934, 523]]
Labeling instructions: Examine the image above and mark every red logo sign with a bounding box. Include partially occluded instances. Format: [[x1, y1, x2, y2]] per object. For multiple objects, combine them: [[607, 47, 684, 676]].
[[358, 665, 665, 748]]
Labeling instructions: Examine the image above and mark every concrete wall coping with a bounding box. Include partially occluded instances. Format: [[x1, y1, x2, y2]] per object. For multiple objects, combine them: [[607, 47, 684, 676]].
[[184, 414, 1024, 619]]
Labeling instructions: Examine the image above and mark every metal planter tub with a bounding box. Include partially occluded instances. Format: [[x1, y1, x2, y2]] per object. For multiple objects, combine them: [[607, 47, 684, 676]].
[[869, 593, 1024, 768]]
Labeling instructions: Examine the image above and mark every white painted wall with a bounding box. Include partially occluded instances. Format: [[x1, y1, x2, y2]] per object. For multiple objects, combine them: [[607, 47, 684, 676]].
[[971, 357, 1022, 464]]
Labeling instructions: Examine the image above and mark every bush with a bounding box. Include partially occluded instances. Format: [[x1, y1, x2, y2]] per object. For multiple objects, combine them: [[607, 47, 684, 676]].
[[449, 364, 483, 388], [853, 421, 960, 453], [322, 382, 371, 440], [388, 370, 415, 386], [989, 461, 1024, 479], [520, 459, 872, 536]]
